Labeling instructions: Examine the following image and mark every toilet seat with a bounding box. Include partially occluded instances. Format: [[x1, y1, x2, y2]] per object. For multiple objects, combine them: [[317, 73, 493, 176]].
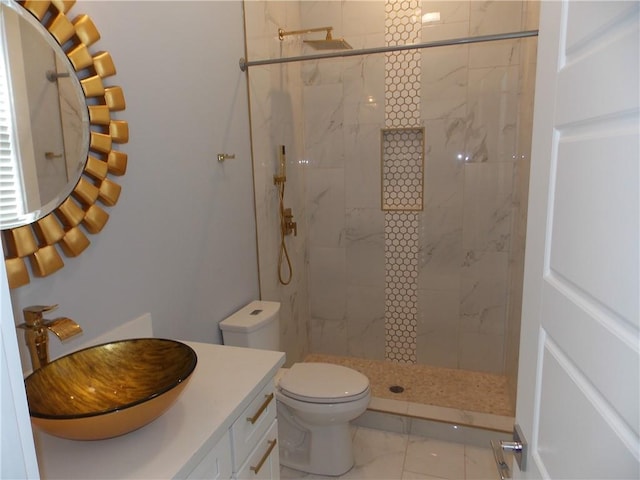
[[278, 363, 370, 404]]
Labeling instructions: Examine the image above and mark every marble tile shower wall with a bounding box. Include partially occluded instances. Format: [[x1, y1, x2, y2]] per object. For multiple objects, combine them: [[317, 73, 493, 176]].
[[301, 2, 387, 360], [300, 0, 536, 374], [244, 1, 311, 366], [505, 0, 539, 403]]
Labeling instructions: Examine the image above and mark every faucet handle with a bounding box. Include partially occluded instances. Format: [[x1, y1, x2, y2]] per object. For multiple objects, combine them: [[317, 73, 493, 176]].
[[23, 304, 59, 314], [22, 305, 59, 327]]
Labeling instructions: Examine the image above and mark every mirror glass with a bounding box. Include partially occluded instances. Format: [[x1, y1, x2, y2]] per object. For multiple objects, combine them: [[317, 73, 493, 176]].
[[0, 0, 89, 230]]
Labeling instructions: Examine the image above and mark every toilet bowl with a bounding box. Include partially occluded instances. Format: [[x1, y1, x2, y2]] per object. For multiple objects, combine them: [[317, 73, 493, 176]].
[[219, 301, 371, 476], [275, 362, 370, 476]]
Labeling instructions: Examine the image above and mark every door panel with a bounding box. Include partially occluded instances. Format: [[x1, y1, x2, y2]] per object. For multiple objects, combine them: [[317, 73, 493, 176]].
[[565, 2, 637, 49], [557, 6, 639, 125], [550, 129, 639, 322], [538, 342, 638, 478], [542, 283, 639, 436], [515, 1, 639, 478]]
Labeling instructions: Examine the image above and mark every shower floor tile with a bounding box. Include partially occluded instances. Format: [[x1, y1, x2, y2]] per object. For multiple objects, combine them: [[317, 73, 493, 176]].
[[304, 353, 515, 419]]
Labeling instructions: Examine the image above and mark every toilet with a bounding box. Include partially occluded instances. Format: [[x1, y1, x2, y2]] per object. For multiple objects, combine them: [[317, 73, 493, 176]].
[[219, 301, 370, 476]]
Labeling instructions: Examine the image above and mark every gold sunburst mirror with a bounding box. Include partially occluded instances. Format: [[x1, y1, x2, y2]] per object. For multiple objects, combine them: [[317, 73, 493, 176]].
[[0, 0, 128, 288]]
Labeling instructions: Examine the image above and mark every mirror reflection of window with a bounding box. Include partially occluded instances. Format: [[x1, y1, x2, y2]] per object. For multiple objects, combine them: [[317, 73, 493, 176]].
[[0, 9, 27, 226], [20, 8, 69, 207], [0, 0, 90, 230]]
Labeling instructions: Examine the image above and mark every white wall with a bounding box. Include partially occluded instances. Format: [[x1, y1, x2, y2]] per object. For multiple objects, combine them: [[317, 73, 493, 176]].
[[9, 1, 258, 369]]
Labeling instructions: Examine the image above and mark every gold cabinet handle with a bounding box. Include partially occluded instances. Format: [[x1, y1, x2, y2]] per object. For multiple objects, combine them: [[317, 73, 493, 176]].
[[246, 393, 274, 424], [250, 439, 277, 475]]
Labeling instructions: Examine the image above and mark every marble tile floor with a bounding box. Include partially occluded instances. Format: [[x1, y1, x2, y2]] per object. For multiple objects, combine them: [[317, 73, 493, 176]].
[[304, 354, 514, 433], [280, 425, 502, 480]]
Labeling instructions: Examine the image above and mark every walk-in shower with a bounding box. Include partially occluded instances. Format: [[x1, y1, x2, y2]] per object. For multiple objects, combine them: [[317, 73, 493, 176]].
[[244, 0, 539, 423]]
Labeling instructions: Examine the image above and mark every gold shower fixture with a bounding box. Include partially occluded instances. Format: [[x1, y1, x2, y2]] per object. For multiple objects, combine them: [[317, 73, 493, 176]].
[[274, 145, 294, 285], [278, 26, 352, 50]]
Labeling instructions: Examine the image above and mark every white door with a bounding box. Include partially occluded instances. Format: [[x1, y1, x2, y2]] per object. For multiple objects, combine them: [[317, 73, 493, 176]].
[[514, 1, 639, 478], [0, 241, 39, 479]]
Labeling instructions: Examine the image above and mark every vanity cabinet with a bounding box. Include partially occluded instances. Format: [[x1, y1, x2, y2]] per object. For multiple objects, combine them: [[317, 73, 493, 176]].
[[33, 342, 285, 480], [230, 381, 279, 479], [235, 420, 280, 479], [185, 430, 233, 479], [231, 382, 276, 468], [185, 380, 280, 480]]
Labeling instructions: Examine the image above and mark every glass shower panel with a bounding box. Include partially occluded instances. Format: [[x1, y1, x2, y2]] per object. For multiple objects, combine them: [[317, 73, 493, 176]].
[[244, 1, 537, 385]]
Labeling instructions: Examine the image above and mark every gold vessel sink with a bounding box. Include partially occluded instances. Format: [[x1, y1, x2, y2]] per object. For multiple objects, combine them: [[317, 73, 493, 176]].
[[24, 338, 197, 441]]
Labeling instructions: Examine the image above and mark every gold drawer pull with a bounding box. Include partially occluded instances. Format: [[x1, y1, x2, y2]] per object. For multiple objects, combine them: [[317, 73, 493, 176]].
[[250, 439, 277, 475], [246, 393, 274, 425]]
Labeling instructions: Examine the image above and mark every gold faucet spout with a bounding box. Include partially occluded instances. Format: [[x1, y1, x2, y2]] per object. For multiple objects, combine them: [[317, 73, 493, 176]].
[[46, 317, 83, 340], [18, 305, 82, 371]]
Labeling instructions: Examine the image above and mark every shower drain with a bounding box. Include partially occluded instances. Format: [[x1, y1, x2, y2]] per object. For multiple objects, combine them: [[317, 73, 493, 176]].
[[389, 385, 405, 394]]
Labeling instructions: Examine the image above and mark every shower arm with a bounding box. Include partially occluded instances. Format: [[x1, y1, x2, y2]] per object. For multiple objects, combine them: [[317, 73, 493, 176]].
[[278, 26, 333, 41]]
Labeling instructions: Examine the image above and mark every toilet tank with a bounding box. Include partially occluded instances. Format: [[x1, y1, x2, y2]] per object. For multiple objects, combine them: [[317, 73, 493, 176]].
[[219, 301, 280, 350]]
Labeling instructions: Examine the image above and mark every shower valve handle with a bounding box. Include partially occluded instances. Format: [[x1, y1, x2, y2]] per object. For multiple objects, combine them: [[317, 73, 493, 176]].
[[283, 208, 297, 236]]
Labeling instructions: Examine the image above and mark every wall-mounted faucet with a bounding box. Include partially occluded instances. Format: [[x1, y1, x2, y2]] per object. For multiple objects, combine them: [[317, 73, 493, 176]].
[[17, 305, 82, 371], [274, 145, 295, 284], [283, 208, 297, 236]]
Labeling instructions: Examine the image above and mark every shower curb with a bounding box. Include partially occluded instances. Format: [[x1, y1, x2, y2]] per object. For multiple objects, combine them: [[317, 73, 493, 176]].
[[353, 408, 512, 448]]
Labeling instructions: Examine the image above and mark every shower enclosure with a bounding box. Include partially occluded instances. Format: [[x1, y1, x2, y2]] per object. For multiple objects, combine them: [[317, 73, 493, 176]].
[[244, 0, 539, 413]]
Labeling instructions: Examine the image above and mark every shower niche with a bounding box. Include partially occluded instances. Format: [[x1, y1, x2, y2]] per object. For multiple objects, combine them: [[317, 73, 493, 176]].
[[381, 127, 424, 212]]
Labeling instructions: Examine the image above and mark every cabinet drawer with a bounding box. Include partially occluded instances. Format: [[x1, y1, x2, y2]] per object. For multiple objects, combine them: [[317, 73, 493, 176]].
[[230, 381, 276, 470], [235, 420, 279, 480], [186, 430, 232, 480]]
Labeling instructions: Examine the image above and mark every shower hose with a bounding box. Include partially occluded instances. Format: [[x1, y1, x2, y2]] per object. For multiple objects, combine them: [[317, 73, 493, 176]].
[[277, 180, 293, 285]]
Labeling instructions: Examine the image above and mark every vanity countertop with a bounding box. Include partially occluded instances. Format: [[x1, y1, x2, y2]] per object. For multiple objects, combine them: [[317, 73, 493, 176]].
[[33, 342, 285, 479]]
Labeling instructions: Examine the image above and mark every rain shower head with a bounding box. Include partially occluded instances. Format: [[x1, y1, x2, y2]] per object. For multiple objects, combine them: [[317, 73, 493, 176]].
[[278, 26, 353, 51], [304, 36, 352, 51]]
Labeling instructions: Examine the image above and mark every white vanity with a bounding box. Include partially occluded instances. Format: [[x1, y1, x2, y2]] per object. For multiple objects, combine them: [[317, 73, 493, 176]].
[[33, 342, 285, 479]]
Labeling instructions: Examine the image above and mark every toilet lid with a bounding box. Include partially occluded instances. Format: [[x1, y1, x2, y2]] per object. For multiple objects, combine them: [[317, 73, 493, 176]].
[[278, 363, 369, 402]]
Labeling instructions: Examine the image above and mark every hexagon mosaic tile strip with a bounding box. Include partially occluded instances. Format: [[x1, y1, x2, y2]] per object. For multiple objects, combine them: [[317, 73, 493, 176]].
[[384, 212, 420, 363], [383, 0, 423, 363]]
